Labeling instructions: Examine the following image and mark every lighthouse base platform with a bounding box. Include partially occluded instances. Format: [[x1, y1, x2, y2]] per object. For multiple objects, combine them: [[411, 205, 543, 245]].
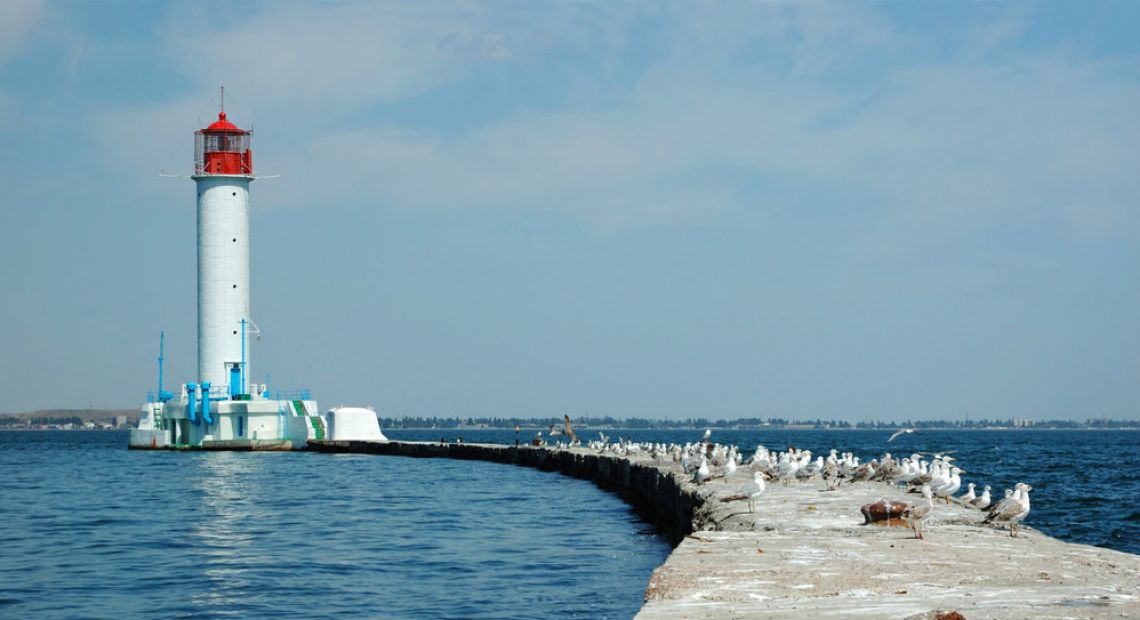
[[129, 396, 386, 451], [128, 431, 295, 451], [128, 394, 326, 451]]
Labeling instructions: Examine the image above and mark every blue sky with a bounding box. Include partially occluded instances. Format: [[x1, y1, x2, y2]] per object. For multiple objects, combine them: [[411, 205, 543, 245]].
[[1, 1, 1137, 421]]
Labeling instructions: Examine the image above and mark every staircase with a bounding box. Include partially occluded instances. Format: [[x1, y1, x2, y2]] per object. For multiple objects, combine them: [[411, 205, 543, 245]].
[[292, 400, 325, 441]]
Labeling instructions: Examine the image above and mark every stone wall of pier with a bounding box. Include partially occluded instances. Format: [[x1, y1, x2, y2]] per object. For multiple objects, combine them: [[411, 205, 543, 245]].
[[308, 440, 704, 544]]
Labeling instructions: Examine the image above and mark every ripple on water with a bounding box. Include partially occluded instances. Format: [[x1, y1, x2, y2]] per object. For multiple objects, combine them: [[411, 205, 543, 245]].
[[0, 431, 669, 619]]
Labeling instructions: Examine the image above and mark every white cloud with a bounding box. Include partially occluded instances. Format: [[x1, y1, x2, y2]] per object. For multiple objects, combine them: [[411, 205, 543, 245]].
[[251, 42, 1139, 259], [158, 2, 529, 122], [73, 2, 1140, 248], [0, 0, 42, 62]]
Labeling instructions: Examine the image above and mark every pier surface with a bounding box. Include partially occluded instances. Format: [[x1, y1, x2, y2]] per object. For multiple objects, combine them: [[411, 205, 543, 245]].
[[309, 440, 1140, 619], [637, 485, 1140, 619]]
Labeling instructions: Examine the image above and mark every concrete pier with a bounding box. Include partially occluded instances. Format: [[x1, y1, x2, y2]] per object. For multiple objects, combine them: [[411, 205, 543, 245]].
[[308, 440, 1140, 618]]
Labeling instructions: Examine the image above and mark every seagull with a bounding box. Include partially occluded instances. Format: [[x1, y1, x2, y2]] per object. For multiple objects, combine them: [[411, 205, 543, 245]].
[[888, 428, 918, 442], [747, 470, 766, 513], [692, 456, 710, 484], [847, 460, 877, 484], [777, 453, 799, 486], [562, 415, 579, 443], [723, 456, 737, 482], [916, 451, 957, 462], [984, 483, 1032, 537], [872, 453, 897, 482], [892, 457, 918, 488], [901, 484, 935, 539], [960, 482, 976, 505], [822, 461, 840, 491], [933, 467, 962, 504], [970, 485, 992, 510]]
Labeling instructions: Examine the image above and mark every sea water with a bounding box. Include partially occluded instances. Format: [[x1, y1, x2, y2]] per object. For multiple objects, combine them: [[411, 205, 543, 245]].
[[0, 431, 667, 619], [392, 427, 1140, 555], [1, 428, 1137, 619]]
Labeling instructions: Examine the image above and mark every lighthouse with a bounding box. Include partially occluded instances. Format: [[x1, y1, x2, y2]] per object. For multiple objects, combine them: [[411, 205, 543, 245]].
[[193, 106, 253, 394], [128, 94, 333, 450], [129, 93, 386, 450]]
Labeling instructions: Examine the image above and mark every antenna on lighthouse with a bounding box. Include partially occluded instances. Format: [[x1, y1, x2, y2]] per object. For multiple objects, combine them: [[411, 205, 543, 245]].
[[220, 86, 225, 114], [157, 330, 164, 398]]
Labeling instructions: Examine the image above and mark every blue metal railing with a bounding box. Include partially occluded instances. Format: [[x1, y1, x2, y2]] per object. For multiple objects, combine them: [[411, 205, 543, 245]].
[[273, 389, 312, 401], [146, 385, 307, 403]]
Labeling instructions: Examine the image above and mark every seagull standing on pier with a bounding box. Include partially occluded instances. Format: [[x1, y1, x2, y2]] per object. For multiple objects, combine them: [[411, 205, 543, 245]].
[[777, 453, 799, 486], [960, 482, 976, 505], [692, 456, 710, 484], [723, 455, 737, 482], [901, 484, 935, 539], [747, 470, 766, 513], [822, 460, 840, 491], [984, 483, 1032, 537], [971, 485, 992, 510], [932, 467, 962, 503]]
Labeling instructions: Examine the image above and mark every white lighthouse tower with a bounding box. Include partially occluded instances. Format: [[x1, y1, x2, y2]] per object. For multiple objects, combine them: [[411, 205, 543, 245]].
[[193, 103, 253, 394], [129, 94, 329, 450]]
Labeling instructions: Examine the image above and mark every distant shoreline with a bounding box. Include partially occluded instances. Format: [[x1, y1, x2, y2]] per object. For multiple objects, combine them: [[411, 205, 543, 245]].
[[3, 426, 1139, 431], [386, 425, 1140, 432], [2, 409, 1137, 433]]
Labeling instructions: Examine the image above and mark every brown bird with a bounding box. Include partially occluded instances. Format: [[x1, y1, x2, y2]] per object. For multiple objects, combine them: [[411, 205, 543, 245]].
[[562, 415, 578, 444], [901, 484, 934, 539]]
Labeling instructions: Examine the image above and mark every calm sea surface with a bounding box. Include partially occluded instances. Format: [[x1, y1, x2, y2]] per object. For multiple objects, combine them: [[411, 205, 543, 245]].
[[0, 431, 667, 619], [1, 428, 1137, 619]]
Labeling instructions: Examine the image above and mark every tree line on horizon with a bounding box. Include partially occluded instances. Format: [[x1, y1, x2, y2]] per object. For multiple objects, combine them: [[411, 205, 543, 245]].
[[376, 415, 1137, 430], [1, 410, 1133, 430]]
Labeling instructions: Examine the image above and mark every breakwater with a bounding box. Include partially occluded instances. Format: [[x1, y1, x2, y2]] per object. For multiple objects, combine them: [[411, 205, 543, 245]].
[[309, 439, 1140, 618], [308, 440, 708, 543]]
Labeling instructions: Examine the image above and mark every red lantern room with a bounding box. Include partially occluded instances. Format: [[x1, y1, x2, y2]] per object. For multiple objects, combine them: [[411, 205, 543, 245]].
[[194, 110, 253, 176]]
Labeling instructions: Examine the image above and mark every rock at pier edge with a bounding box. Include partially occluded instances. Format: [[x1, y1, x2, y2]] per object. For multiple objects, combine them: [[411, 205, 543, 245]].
[[307, 440, 1140, 619]]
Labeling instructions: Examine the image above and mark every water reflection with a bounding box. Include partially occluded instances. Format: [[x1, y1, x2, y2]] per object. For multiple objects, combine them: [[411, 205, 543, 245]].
[[190, 453, 262, 611]]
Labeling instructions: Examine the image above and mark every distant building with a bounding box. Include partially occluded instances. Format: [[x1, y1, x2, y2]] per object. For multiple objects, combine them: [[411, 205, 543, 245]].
[[1012, 418, 1035, 428], [114, 415, 129, 428]]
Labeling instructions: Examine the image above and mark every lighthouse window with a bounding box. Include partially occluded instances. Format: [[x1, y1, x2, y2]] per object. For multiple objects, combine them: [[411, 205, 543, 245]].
[[232, 192, 237, 196], [232, 238, 237, 242], [233, 284, 237, 289], [233, 330, 238, 335]]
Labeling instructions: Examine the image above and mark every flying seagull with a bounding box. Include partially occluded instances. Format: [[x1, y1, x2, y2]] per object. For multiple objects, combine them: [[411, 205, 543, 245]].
[[888, 428, 918, 442], [563, 415, 579, 444]]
